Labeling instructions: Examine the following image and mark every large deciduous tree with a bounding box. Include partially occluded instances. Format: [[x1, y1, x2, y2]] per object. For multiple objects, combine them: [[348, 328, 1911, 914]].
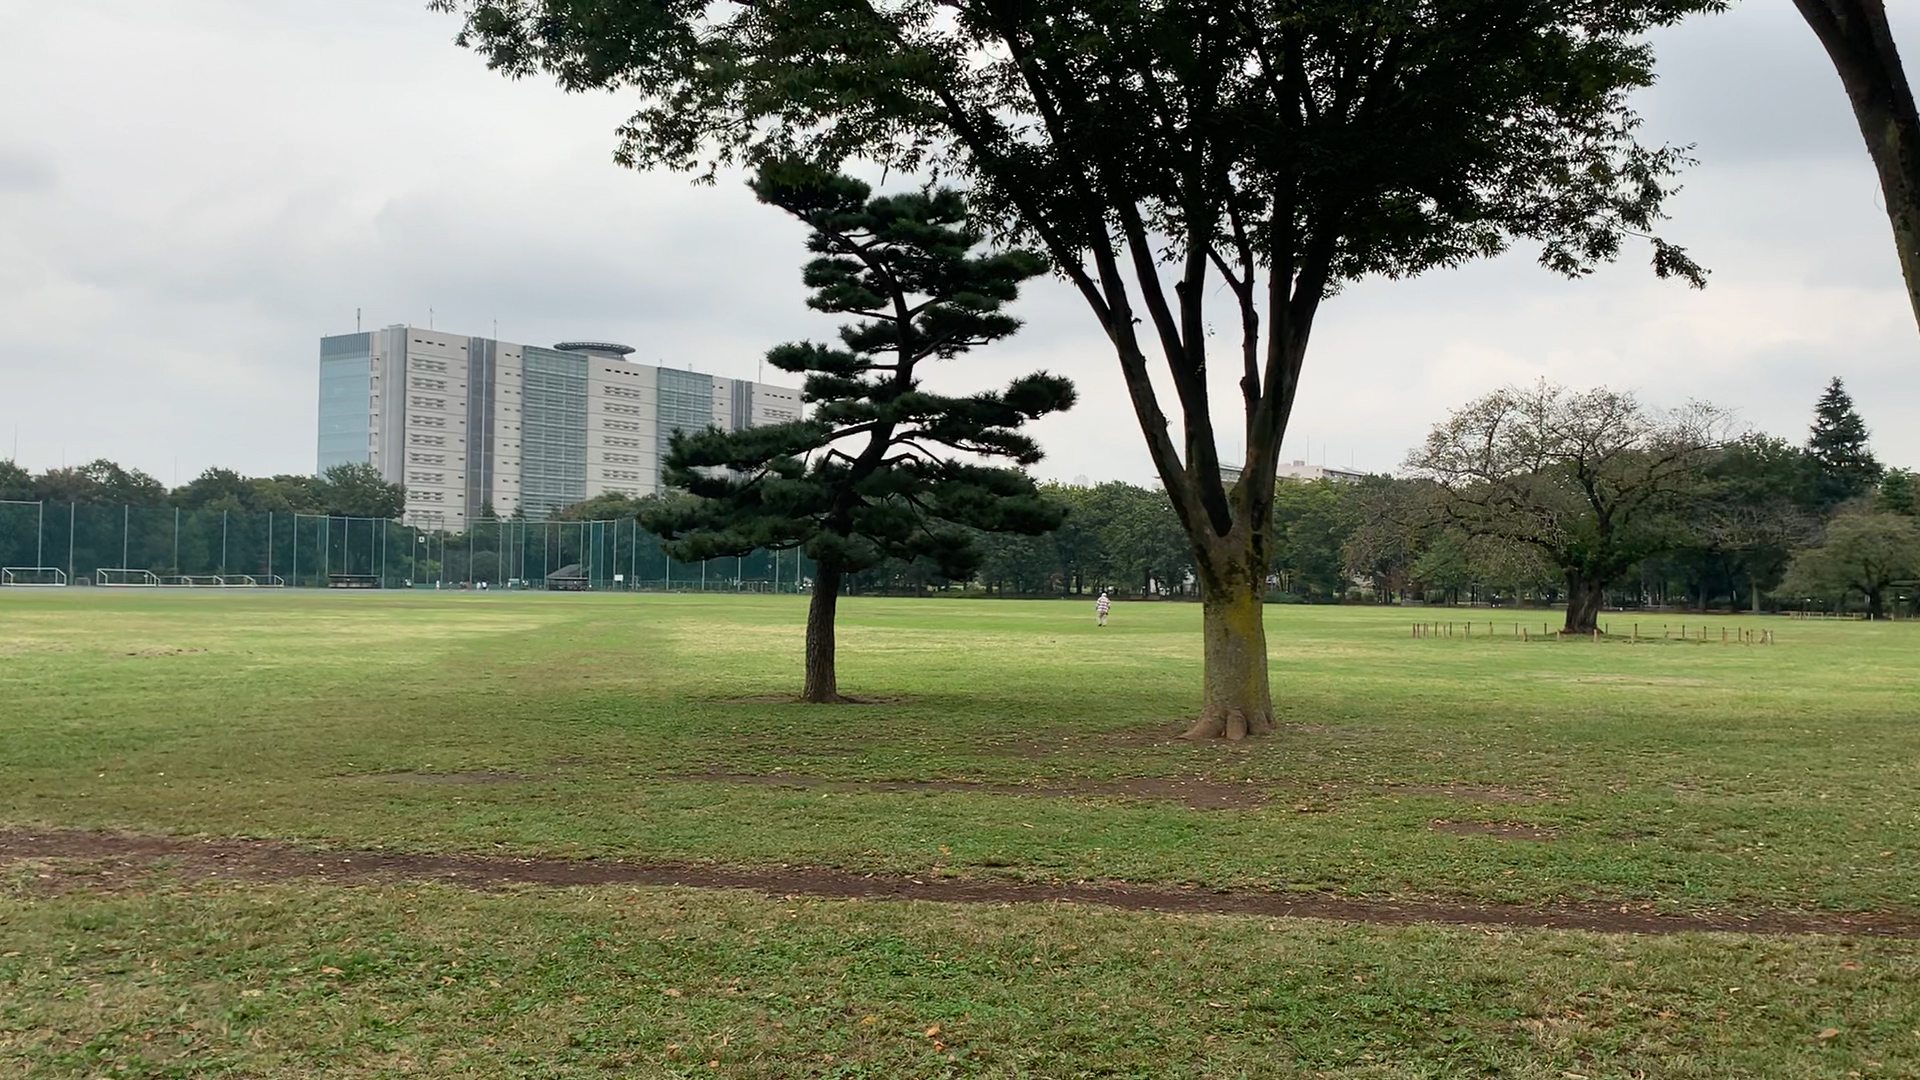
[[1793, 0, 1920, 331], [641, 163, 1073, 703], [1779, 511, 1920, 619], [1881, 469, 1918, 515], [0, 460, 33, 502], [318, 463, 407, 520], [1406, 383, 1727, 633], [1270, 480, 1360, 601], [1687, 434, 1823, 611], [435, 0, 1715, 738]]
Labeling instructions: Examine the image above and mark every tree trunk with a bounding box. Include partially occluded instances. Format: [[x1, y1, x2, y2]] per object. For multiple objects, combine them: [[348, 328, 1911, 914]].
[[804, 563, 845, 703], [1866, 586, 1886, 620], [1182, 548, 1275, 741], [1563, 573, 1606, 633], [1795, 0, 1920, 329]]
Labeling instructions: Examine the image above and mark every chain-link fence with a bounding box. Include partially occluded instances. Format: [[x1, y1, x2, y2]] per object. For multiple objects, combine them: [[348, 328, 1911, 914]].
[[0, 500, 815, 592]]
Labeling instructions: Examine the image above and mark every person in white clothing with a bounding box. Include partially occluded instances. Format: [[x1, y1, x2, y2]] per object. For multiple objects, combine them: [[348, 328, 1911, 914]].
[[1096, 590, 1112, 626]]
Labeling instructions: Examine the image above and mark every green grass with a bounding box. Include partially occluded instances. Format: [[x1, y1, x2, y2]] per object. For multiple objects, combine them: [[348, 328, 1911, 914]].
[[3, 589, 1920, 1077], [5, 879, 1917, 1079], [1, 590, 1915, 911]]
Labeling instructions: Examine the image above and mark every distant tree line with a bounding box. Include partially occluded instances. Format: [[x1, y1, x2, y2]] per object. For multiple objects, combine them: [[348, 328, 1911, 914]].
[[8, 380, 1911, 619], [1388, 377, 1917, 624], [658, 376, 1916, 622], [0, 459, 406, 520]]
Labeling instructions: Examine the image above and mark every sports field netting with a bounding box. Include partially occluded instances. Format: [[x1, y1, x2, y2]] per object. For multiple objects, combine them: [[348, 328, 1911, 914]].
[[0, 502, 818, 591]]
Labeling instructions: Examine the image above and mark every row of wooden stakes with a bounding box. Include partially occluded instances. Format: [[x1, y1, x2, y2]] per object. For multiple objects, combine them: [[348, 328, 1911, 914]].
[[1412, 621, 1777, 644]]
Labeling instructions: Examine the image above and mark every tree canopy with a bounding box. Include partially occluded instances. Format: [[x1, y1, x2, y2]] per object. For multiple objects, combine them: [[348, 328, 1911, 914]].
[[1779, 511, 1920, 619], [435, 0, 1721, 737], [643, 162, 1073, 701], [1406, 382, 1728, 632]]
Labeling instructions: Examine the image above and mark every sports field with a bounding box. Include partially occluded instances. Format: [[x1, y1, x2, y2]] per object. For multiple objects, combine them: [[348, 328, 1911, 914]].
[[2, 589, 1917, 1077]]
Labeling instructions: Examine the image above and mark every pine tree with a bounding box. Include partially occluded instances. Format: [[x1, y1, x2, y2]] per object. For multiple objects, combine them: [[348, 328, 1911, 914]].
[[1807, 377, 1884, 508], [643, 162, 1076, 703]]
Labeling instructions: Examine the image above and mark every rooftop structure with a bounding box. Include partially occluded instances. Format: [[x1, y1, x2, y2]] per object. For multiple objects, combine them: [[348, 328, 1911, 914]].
[[1216, 460, 1371, 487]]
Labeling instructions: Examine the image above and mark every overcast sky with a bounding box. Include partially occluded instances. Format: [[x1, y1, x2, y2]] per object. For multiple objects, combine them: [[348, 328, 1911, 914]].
[[2, 1, 1916, 488]]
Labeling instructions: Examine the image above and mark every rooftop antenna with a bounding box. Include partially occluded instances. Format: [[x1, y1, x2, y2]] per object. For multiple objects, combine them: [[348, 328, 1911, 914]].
[[356, 307, 361, 333], [429, 307, 434, 330]]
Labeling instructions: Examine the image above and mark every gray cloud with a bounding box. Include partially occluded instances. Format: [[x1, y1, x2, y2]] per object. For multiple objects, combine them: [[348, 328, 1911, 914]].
[[0, 151, 54, 193], [0, 0, 1915, 488]]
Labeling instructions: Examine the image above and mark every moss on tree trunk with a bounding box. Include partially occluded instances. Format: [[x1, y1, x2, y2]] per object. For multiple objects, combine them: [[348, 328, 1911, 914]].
[[1183, 549, 1276, 740]]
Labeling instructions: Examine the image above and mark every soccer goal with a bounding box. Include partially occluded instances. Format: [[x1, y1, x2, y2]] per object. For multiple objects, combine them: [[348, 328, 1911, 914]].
[[95, 568, 160, 587], [1, 567, 67, 587], [160, 575, 225, 588]]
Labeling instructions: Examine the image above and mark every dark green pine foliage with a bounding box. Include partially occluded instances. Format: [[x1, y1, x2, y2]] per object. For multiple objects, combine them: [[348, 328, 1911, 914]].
[[643, 162, 1075, 700], [1806, 377, 1884, 508]]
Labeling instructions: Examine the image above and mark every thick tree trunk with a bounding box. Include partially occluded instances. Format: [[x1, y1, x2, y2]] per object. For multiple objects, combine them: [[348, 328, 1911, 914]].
[[1866, 586, 1887, 620], [1795, 0, 1920, 328], [1563, 573, 1606, 633], [1182, 548, 1276, 741], [803, 564, 845, 703]]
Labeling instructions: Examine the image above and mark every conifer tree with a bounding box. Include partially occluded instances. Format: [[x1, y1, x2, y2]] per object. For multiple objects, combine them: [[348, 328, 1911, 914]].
[[643, 162, 1075, 703], [1807, 377, 1884, 507]]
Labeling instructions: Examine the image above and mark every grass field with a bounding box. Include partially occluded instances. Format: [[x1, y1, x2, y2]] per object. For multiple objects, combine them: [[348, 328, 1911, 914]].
[[3, 589, 1919, 1076]]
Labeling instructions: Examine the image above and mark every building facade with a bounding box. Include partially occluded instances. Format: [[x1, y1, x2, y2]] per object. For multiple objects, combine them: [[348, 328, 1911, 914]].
[[1213, 460, 1370, 487], [317, 327, 802, 528]]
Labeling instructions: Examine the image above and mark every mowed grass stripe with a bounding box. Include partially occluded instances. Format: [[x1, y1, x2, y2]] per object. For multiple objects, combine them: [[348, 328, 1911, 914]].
[[1, 589, 1916, 912], [3, 879, 1917, 1079]]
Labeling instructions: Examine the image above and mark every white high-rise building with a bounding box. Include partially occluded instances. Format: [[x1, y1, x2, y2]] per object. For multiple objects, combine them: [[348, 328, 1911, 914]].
[[318, 327, 802, 528]]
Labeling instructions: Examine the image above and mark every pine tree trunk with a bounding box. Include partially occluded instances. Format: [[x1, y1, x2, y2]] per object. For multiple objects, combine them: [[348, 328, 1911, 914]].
[[804, 564, 844, 703], [1796, 0, 1920, 329], [1182, 545, 1275, 741], [1563, 574, 1606, 633]]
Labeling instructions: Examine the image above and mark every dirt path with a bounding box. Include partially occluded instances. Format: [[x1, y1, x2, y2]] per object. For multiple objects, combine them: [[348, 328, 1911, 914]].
[[4, 828, 1916, 939]]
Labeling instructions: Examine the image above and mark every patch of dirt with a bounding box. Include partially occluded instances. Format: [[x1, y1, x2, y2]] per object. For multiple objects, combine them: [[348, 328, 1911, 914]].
[[1430, 819, 1559, 841], [125, 647, 208, 658], [679, 772, 1269, 811], [2, 828, 1914, 939], [354, 771, 526, 785]]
